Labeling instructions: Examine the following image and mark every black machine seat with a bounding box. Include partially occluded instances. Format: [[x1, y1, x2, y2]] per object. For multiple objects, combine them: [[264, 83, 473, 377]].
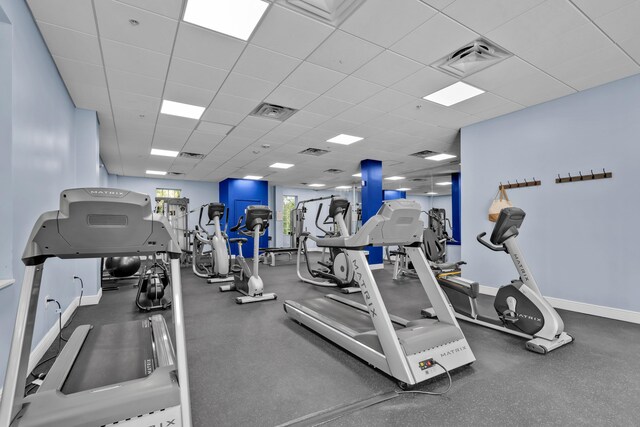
[[490, 207, 525, 245], [229, 237, 248, 244]]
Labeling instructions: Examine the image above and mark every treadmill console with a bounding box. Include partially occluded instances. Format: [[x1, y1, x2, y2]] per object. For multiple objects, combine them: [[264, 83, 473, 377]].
[[490, 207, 525, 246]]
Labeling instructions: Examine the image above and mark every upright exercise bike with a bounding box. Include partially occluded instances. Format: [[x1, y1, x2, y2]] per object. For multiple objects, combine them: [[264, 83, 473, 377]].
[[296, 197, 360, 294], [423, 207, 573, 354], [220, 205, 277, 304], [192, 202, 234, 284]]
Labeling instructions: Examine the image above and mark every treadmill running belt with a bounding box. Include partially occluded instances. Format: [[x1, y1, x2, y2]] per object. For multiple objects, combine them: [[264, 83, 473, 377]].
[[61, 319, 154, 394]]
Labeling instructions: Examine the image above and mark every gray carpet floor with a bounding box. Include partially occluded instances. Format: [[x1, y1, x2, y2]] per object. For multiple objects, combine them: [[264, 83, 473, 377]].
[[31, 256, 640, 426]]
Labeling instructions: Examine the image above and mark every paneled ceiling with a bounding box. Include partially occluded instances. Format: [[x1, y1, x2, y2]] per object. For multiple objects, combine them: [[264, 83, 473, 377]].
[[26, 0, 640, 195]]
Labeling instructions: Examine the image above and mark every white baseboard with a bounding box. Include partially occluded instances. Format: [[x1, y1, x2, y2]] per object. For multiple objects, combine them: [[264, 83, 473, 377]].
[[369, 263, 384, 270], [0, 279, 15, 291], [80, 287, 102, 306], [478, 285, 640, 325]]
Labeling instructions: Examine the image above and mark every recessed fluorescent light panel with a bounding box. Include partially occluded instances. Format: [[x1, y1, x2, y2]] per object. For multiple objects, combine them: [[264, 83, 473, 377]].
[[396, 188, 411, 191], [327, 134, 364, 145], [270, 163, 294, 169], [146, 170, 167, 176], [425, 153, 457, 161], [426, 192, 438, 195], [335, 185, 351, 189], [183, 0, 268, 41], [244, 175, 263, 180], [308, 183, 325, 187], [436, 182, 452, 186], [352, 173, 361, 177], [151, 148, 179, 157], [423, 82, 484, 107], [385, 176, 405, 181], [161, 100, 205, 120]]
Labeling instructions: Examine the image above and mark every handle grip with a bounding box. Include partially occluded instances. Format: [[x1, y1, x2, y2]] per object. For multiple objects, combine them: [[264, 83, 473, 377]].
[[230, 216, 244, 232], [476, 232, 506, 252]]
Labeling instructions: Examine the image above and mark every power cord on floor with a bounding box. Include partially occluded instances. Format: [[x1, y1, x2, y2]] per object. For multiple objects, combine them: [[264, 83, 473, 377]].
[[395, 361, 452, 396], [27, 298, 63, 392], [61, 276, 83, 342]]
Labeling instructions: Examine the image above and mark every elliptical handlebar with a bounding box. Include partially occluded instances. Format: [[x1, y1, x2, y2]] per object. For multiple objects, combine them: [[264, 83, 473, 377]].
[[315, 202, 329, 234], [476, 232, 506, 252], [230, 216, 244, 233]]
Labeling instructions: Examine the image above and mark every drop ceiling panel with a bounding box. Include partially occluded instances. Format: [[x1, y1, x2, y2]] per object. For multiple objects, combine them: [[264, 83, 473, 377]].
[[442, 0, 545, 34], [94, 0, 178, 55], [391, 13, 477, 65], [227, 126, 268, 141], [359, 88, 415, 113], [163, 81, 215, 107], [166, 58, 228, 92], [463, 56, 537, 91], [239, 116, 281, 132], [53, 56, 107, 87], [219, 73, 277, 101], [335, 105, 385, 124], [420, 0, 456, 10], [251, 4, 333, 59], [110, 89, 160, 112], [304, 96, 354, 117], [28, 0, 97, 35], [391, 66, 458, 98], [197, 121, 234, 135], [594, 1, 640, 42], [264, 85, 319, 109], [156, 113, 199, 131], [393, 99, 474, 128], [233, 44, 301, 84], [37, 22, 102, 65], [173, 23, 246, 70], [65, 83, 110, 110], [101, 39, 170, 79], [307, 30, 384, 74], [353, 50, 423, 87], [115, 0, 184, 19], [489, 69, 576, 106], [450, 92, 515, 115], [571, 0, 636, 19], [285, 110, 330, 127], [471, 99, 524, 121], [201, 108, 246, 126], [340, 0, 437, 48], [324, 76, 383, 104], [153, 124, 193, 145], [282, 62, 346, 94], [210, 93, 259, 115], [106, 67, 164, 98]]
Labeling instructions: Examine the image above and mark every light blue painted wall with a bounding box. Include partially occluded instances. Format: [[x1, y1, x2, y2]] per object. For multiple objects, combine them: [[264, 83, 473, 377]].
[[461, 73, 640, 312], [0, 6, 12, 280], [0, 0, 102, 386], [112, 175, 218, 233]]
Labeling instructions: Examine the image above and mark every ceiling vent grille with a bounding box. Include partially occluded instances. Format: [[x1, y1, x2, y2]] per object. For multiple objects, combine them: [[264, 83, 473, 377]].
[[433, 38, 512, 78], [280, 0, 365, 26], [178, 152, 206, 160], [324, 168, 343, 174], [410, 149, 437, 158], [251, 102, 297, 121], [168, 172, 184, 176], [299, 147, 330, 156], [411, 178, 429, 182]]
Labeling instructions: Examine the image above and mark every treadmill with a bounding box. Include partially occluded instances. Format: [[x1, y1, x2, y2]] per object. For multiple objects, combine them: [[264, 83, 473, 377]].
[[0, 188, 192, 427], [284, 200, 476, 388]]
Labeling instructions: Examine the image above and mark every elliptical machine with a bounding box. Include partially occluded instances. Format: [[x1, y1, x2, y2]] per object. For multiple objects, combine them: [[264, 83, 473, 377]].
[[136, 253, 172, 311], [192, 202, 235, 284], [220, 205, 276, 304], [423, 207, 573, 354], [296, 197, 360, 294]]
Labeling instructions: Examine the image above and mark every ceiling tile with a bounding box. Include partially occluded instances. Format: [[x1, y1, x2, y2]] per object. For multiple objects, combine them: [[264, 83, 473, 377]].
[[490, 68, 576, 106], [115, 0, 183, 19], [449, 92, 514, 115], [28, 0, 97, 35], [391, 13, 477, 65], [307, 30, 384, 74], [442, 0, 545, 34], [324, 76, 383, 104], [112, 106, 156, 124], [167, 58, 228, 92], [201, 108, 247, 126], [37, 22, 102, 65], [233, 44, 301, 84], [285, 110, 330, 127], [282, 62, 346, 94], [210, 93, 259, 115], [251, 4, 333, 59], [53, 56, 106, 87], [197, 122, 234, 135], [470, 99, 524, 121], [393, 99, 474, 128], [618, 37, 640, 64], [219, 72, 277, 101], [340, 0, 437, 47], [353, 50, 423, 87], [359, 88, 415, 112], [101, 39, 170, 79], [391, 66, 457, 98], [304, 96, 354, 117], [182, 131, 226, 154], [335, 105, 385, 124], [66, 82, 110, 110], [594, 1, 640, 42], [419, 0, 456, 10], [94, 0, 178, 55], [106, 67, 165, 98], [239, 116, 281, 132], [264, 85, 319, 109], [110, 89, 160, 112], [163, 81, 215, 107], [173, 23, 246, 70], [156, 113, 199, 130], [571, 0, 637, 19]]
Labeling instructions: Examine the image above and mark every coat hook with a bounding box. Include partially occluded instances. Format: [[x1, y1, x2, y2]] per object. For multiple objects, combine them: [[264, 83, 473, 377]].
[[603, 168, 606, 175], [579, 171, 583, 180], [591, 169, 595, 179]]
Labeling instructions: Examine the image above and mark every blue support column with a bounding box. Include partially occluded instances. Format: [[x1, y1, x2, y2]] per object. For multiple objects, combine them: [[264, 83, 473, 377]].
[[360, 159, 383, 265], [383, 190, 406, 200], [219, 178, 269, 257], [451, 172, 461, 245]]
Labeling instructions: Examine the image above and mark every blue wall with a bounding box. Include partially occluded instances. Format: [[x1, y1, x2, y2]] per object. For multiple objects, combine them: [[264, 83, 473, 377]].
[[461, 73, 640, 312], [0, 0, 101, 386], [361, 160, 383, 265], [220, 178, 269, 257], [383, 190, 406, 200]]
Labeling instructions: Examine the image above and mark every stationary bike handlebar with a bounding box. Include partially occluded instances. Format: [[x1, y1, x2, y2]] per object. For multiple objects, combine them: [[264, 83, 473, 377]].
[[476, 232, 506, 252]]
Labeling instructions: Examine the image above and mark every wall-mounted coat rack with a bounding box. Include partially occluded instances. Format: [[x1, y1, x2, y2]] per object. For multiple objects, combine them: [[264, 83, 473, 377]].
[[555, 169, 612, 184], [499, 178, 541, 191]]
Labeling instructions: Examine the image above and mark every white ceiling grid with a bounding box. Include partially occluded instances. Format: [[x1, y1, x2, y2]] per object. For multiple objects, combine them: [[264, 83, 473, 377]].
[[25, 0, 640, 194]]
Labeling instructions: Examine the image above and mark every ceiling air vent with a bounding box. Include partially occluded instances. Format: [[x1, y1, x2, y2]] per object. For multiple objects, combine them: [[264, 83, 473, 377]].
[[324, 168, 344, 174], [299, 147, 330, 156], [433, 38, 512, 78], [251, 102, 297, 121], [168, 172, 184, 176], [411, 178, 429, 182], [178, 152, 206, 160], [410, 149, 437, 158], [279, 0, 365, 26]]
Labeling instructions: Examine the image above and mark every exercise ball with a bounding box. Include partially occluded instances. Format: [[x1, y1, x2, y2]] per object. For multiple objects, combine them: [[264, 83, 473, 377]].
[[105, 256, 141, 277]]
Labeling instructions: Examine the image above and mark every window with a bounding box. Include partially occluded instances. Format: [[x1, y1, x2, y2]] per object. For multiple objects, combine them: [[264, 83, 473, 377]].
[[156, 188, 181, 198], [282, 195, 297, 236]]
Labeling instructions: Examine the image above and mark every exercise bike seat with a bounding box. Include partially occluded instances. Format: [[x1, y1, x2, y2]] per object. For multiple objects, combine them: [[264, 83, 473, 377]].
[[229, 237, 248, 244]]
